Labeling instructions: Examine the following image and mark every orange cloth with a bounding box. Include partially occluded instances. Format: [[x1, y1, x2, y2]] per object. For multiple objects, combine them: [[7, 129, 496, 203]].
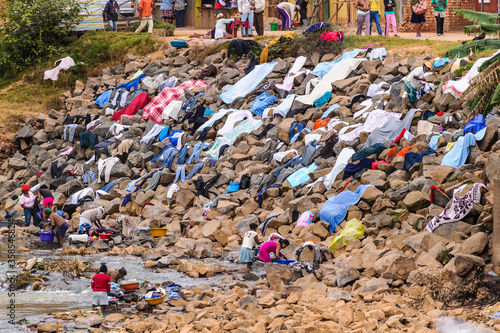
[[387, 146, 398, 158], [395, 146, 417, 157], [139, 0, 155, 18], [313, 118, 329, 130]]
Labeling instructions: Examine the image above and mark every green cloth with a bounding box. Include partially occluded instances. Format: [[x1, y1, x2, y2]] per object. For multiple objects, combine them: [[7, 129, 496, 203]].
[[431, 0, 447, 12], [405, 80, 417, 104]]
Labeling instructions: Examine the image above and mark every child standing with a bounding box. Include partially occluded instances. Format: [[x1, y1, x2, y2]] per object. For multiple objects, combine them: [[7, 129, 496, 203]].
[[239, 223, 261, 271], [384, 0, 398, 37]]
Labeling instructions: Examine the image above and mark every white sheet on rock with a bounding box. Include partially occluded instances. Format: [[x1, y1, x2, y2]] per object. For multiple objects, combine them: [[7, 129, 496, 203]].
[[339, 109, 402, 142], [296, 58, 365, 105], [197, 108, 235, 132], [306, 148, 355, 193], [217, 110, 253, 136]]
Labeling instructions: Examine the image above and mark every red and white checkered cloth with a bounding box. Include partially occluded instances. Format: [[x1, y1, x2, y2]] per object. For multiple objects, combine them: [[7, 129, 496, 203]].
[[141, 79, 209, 123]]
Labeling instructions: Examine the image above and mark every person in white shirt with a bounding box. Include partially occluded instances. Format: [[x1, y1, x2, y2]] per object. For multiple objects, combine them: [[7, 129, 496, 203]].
[[238, 0, 254, 37], [239, 223, 261, 271], [214, 13, 234, 40], [404, 62, 431, 109]]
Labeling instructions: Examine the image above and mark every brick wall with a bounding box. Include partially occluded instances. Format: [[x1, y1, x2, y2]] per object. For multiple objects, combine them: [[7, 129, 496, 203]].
[[400, 0, 475, 32]]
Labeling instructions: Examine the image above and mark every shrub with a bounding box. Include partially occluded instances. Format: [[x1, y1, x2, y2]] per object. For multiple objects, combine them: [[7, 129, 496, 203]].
[[130, 19, 175, 36], [0, 0, 85, 74]]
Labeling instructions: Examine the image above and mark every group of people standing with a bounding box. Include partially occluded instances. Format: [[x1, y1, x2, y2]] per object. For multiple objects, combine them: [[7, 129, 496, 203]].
[[160, 0, 188, 28], [355, 0, 448, 37]]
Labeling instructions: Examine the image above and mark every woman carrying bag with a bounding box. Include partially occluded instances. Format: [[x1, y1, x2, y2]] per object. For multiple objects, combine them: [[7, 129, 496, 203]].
[[410, 0, 427, 37]]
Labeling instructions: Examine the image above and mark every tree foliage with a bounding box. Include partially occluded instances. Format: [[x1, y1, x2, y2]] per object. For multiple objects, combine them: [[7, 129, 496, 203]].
[[0, 0, 85, 73], [455, 9, 500, 35]]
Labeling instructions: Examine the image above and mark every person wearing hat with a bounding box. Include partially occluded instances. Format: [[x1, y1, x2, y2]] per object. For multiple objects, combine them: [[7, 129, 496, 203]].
[[214, 13, 234, 40], [39, 208, 69, 248], [91, 264, 111, 313], [20, 184, 37, 227], [80, 207, 105, 230], [107, 267, 127, 283], [404, 62, 432, 109]]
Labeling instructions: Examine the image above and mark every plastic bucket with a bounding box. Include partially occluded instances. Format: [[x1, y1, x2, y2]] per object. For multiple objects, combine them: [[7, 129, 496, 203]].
[[40, 232, 55, 242], [99, 233, 112, 240], [150, 228, 168, 237], [270, 23, 278, 31]]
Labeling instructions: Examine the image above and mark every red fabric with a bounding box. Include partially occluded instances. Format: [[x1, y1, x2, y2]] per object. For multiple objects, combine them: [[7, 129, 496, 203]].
[[313, 118, 329, 130], [111, 92, 151, 121], [318, 31, 344, 43], [120, 114, 135, 124], [372, 161, 390, 170], [91, 273, 110, 292], [215, 2, 224, 9], [436, 111, 444, 116], [142, 80, 209, 124], [227, 21, 250, 34], [430, 185, 446, 204], [396, 145, 417, 157], [392, 128, 406, 144]]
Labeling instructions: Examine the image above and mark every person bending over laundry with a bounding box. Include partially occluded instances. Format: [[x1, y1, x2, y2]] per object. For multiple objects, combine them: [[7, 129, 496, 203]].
[[91, 264, 111, 313], [38, 184, 54, 210], [276, 2, 297, 30], [214, 13, 234, 40], [20, 184, 37, 227], [404, 62, 431, 109], [80, 207, 105, 230], [239, 223, 261, 271], [135, 0, 156, 33], [40, 208, 69, 248], [107, 267, 127, 283], [259, 238, 290, 262]]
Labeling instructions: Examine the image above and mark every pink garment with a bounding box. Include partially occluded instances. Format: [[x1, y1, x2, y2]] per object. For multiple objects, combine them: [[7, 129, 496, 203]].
[[44, 57, 76, 81], [385, 14, 397, 36], [361, 43, 385, 50], [58, 147, 74, 156], [20, 192, 36, 209], [259, 241, 277, 262], [275, 71, 306, 91]]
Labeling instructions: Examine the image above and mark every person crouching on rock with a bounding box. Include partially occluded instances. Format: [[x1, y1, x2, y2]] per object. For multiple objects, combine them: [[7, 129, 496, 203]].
[[259, 238, 290, 263], [39, 208, 69, 248], [214, 13, 234, 40], [404, 61, 431, 110], [91, 264, 111, 313], [107, 267, 127, 283], [239, 223, 261, 271]]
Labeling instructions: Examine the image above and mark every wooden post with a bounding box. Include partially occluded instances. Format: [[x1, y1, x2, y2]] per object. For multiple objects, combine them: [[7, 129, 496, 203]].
[[493, 180, 500, 274]]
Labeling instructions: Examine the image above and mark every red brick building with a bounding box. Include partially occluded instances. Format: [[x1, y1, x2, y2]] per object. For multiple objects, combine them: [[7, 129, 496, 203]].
[[475, 0, 499, 13], [400, 0, 476, 32]]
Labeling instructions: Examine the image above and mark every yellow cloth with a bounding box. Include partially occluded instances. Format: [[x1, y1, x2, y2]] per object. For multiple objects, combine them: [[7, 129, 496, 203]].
[[260, 32, 295, 64], [370, 0, 379, 11], [329, 219, 364, 252], [445, 142, 456, 152]]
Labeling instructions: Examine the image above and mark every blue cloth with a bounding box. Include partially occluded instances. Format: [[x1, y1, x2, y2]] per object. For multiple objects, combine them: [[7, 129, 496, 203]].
[[432, 57, 451, 69], [152, 144, 175, 163], [288, 122, 306, 140], [322, 104, 340, 119], [167, 284, 183, 301], [183, 92, 205, 112], [160, 147, 180, 168], [116, 74, 146, 92], [258, 185, 280, 207], [204, 108, 215, 116], [312, 91, 332, 108], [343, 158, 374, 180], [220, 62, 278, 104], [94, 90, 112, 108], [186, 161, 205, 180], [463, 114, 486, 135], [187, 142, 212, 164], [158, 126, 171, 141], [227, 181, 240, 193], [303, 22, 330, 36], [177, 145, 188, 165], [250, 91, 278, 116], [404, 149, 436, 170], [287, 163, 318, 188], [311, 49, 363, 77], [125, 173, 148, 192], [100, 182, 118, 193], [291, 128, 310, 144], [351, 143, 386, 162], [82, 171, 96, 185], [370, 11, 382, 35], [319, 185, 373, 232], [273, 156, 302, 177], [441, 133, 477, 168], [428, 131, 451, 150], [174, 165, 186, 184], [168, 130, 184, 147]]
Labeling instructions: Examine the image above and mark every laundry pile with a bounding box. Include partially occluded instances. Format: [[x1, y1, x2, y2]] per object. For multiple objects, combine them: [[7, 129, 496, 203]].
[[4, 39, 500, 331]]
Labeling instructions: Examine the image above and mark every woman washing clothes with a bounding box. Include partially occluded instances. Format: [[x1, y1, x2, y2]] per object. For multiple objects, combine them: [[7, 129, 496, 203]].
[[259, 238, 290, 262], [214, 13, 234, 40], [276, 2, 298, 30]]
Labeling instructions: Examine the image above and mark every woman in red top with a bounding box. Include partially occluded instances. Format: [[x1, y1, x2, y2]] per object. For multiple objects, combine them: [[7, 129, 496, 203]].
[[91, 265, 111, 312]]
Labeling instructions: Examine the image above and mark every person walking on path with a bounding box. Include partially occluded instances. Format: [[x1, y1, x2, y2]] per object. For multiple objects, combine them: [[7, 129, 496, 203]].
[[103, 0, 119, 31], [355, 0, 370, 35], [410, 0, 426, 37], [135, 0, 156, 33], [238, 0, 254, 37], [253, 0, 265, 35], [174, 0, 187, 28], [369, 0, 383, 35], [431, 0, 447, 36], [384, 0, 398, 37]]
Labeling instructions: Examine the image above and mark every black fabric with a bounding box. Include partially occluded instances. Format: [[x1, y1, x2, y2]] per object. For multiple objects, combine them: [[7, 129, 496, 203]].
[[252, 81, 275, 95], [198, 64, 218, 80], [219, 144, 229, 157], [63, 204, 79, 216], [51, 161, 68, 179], [194, 176, 205, 196], [227, 39, 259, 58], [239, 174, 251, 189], [256, 123, 275, 140], [244, 54, 259, 75], [292, 209, 300, 223], [202, 174, 221, 198], [286, 106, 309, 118], [191, 117, 208, 135], [63, 115, 74, 125], [347, 94, 367, 109], [343, 158, 374, 180], [197, 127, 210, 141], [181, 105, 205, 124], [318, 134, 339, 159], [39, 188, 53, 198], [257, 174, 277, 193], [117, 153, 128, 164]]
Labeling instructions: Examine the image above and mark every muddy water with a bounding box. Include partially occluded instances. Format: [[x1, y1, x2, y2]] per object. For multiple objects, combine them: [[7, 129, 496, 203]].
[[0, 245, 264, 332]]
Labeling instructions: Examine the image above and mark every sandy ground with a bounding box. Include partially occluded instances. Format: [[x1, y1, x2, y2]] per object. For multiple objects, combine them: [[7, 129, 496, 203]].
[[168, 24, 472, 42]]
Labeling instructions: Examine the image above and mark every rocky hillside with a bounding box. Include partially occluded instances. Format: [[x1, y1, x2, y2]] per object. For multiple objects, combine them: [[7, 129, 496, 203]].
[[4, 40, 500, 332]]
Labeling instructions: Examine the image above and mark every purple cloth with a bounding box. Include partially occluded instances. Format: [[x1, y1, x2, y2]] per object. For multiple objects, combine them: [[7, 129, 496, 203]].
[[277, 7, 290, 29]]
